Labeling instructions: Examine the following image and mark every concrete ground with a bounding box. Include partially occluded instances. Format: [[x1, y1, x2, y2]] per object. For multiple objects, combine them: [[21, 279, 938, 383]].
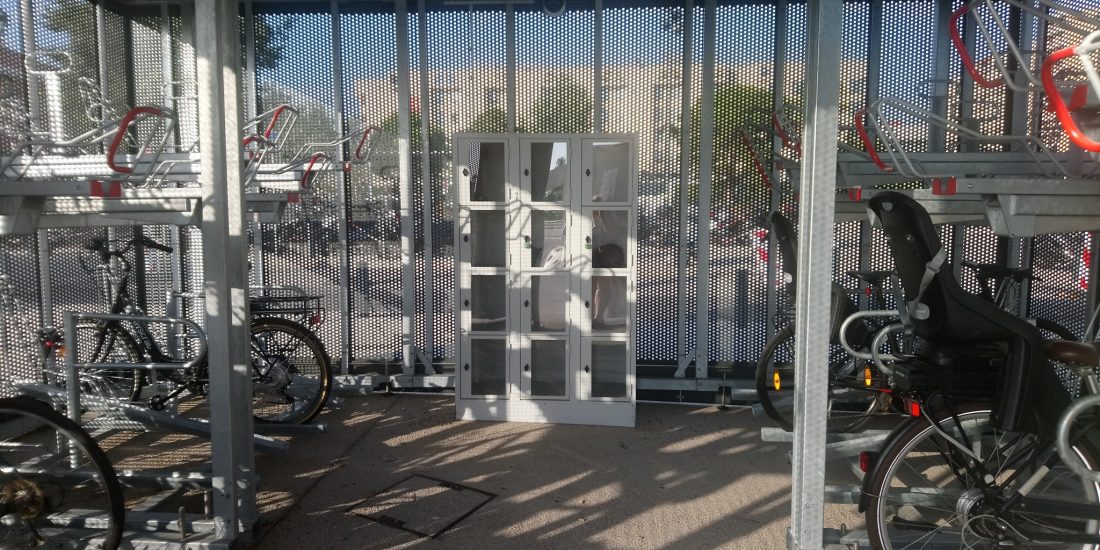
[[248, 394, 863, 549]]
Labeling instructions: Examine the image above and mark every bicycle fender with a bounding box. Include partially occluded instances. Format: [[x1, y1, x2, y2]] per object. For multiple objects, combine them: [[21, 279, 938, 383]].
[[857, 416, 923, 514]]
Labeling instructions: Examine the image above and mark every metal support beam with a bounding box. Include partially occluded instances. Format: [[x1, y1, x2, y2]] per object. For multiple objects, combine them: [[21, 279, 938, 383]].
[[395, 0, 417, 375], [929, 0, 954, 148], [694, 0, 716, 379], [859, 0, 885, 307], [19, 0, 40, 128], [332, 0, 352, 375], [675, 0, 694, 371], [506, 5, 516, 134], [594, 0, 604, 133], [790, 0, 842, 547], [765, 0, 787, 338], [243, 2, 265, 289], [416, 0, 436, 367], [194, 0, 255, 542]]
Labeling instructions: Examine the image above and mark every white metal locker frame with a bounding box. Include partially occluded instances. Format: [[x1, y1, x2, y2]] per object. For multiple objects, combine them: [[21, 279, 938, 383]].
[[452, 133, 638, 428]]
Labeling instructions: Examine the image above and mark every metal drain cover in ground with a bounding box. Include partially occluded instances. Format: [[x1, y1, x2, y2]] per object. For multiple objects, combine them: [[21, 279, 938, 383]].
[[347, 474, 496, 538]]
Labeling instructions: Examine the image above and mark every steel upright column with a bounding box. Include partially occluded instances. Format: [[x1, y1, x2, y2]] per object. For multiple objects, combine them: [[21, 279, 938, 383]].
[[675, 0, 694, 374], [694, 0, 716, 379], [395, 0, 417, 375], [790, 0, 842, 547], [416, 0, 436, 367], [765, 0, 787, 338], [332, 0, 352, 374], [195, 0, 256, 541]]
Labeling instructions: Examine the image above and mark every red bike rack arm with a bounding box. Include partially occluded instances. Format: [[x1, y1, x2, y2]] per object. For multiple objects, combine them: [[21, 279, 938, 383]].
[[949, 4, 1005, 89], [1042, 44, 1100, 152], [262, 104, 296, 141], [738, 128, 774, 189], [854, 107, 895, 173], [771, 111, 801, 157], [107, 106, 165, 174], [300, 152, 329, 189], [355, 125, 382, 160]]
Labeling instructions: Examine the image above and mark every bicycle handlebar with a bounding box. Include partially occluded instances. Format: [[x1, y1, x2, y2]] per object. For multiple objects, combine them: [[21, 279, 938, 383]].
[[84, 236, 173, 263]]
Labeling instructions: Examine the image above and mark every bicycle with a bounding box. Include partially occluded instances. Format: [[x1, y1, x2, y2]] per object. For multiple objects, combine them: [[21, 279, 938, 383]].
[[70, 236, 333, 425], [754, 212, 896, 433], [0, 395, 123, 549], [860, 191, 1099, 549], [961, 260, 1078, 341]]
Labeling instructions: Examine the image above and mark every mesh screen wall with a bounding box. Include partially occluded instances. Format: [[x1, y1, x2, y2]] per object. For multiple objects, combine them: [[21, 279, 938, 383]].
[[251, 11, 344, 358], [341, 8, 402, 363], [0, 0, 1093, 384]]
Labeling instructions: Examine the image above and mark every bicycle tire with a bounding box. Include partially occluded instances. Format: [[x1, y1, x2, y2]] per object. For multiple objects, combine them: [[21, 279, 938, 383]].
[[249, 317, 333, 425], [754, 325, 884, 433], [71, 321, 145, 403], [1034, 317, 1078, 341], [865, 403, 1100, 549], [0, 396, 124, 549]]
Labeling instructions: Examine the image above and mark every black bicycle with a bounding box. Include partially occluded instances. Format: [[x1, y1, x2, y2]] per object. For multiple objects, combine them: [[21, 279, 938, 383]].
[[0, 395, 124, 548], [70, 236, 333, 425], [754, 212, 895, 433], [860, 192, 1099, 549]]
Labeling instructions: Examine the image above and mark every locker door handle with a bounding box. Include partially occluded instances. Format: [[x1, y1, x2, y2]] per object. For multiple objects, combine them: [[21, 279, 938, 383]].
[[584, 300, 590, 308], [524, 364, 530, 372], [462, 167, 469, 176], [524, 168, 530, 176], [584, 365, 590, 373], [585, 168, 591, 177], [524, 299, 529, 307], [463, 234, 469, 243], [463, 363, 470, 371], [464, 299, 470, 307]]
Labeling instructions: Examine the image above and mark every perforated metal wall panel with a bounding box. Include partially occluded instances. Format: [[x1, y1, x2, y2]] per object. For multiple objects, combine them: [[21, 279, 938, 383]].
[[250, 11, 343, 360], [515, 7, 594, 134], [340, 9, 402, 363], [0, 234, 43, 394], [605, 5, 684, 363], [30, 0, 98, 142], [707, 4, 775, 364], [1030, 231, 1089, 338]]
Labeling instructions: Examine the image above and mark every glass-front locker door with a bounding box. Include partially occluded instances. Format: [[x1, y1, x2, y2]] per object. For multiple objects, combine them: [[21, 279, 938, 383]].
[[460, 336, 509, 399], [520, 139, 570, 204], [579, 337, 631, 401], [520, 336, 569, 400], [582, 139, 633, 205], [457, 139, 509, 204]]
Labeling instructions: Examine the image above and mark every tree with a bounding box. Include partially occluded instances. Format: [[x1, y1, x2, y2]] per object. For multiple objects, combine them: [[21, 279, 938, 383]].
[[691, 84, 774, 204], [468, 107, 508, 133], [254, 17, 293, 71], [526, 77, 592, 133]]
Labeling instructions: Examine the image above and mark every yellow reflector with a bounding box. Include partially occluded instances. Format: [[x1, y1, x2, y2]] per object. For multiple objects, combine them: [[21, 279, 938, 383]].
[[773, 371, 781, 391], [864, 366, 873, 387]]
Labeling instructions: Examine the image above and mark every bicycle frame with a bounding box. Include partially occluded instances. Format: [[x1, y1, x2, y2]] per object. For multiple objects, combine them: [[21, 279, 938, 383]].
[[909, 401, 1100, 543]]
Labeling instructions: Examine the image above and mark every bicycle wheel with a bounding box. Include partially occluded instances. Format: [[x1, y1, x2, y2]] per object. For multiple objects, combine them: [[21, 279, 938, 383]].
[[0, 396, 123, 549], [1034, 317, 1078, 341], [70, 321, 145, 403], [249, 317, 333, 424], [865, 403, 1100, 549], [754, 325, 884, 433]]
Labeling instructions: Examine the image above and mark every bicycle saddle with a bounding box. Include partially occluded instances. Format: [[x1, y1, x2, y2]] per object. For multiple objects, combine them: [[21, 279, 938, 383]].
[[868, 191, 1065, 432], [1046, 340, 1100, 366], [847, 270, 893, 287]]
